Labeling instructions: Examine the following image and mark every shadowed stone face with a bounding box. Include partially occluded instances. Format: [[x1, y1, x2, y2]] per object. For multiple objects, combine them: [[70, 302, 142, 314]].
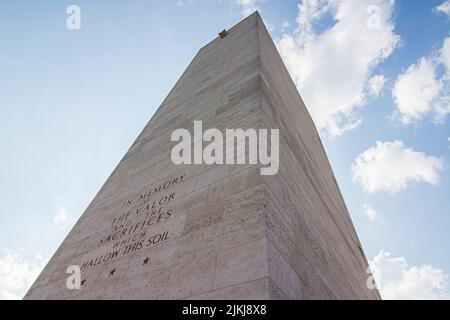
[[24, 12, 380, 300]]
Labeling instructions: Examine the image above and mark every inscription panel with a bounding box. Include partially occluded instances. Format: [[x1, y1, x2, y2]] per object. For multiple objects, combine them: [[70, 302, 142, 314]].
[[79, 174, 187, 272]]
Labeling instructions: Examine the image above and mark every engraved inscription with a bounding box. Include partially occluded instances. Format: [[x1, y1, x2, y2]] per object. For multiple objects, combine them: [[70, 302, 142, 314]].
[[79, 174, 186, 271]]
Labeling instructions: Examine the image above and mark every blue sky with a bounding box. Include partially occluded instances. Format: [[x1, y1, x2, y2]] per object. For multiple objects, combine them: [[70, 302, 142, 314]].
[[0, 0, 449, 299]]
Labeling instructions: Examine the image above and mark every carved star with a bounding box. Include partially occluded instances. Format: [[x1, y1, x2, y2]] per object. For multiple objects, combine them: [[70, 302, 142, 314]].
[[109, 268, 116, 276], [143, 257, 150, 265]]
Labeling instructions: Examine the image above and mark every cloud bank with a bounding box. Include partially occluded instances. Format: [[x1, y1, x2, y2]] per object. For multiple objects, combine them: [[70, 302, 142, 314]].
[[277, 0, 399, 136]]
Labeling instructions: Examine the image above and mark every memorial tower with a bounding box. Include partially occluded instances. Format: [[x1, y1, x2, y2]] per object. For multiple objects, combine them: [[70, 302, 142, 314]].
[[25, 12, 380, 300]]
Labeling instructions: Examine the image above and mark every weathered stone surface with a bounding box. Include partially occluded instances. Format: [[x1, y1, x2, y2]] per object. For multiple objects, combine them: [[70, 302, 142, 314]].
[[24, 12, 380, 300]]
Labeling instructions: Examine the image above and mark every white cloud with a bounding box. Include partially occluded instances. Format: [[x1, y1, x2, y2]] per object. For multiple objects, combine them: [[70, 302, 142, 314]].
[[232, 0, 262, 16], [362, 203, 384, 224], [352, 140, 444, 194], [392, 36, 450, 124], [368, 74, 386, 98], [53, 207, 76, 230], [0, 249, 47, 300], [281, 19, 290, 31], [392, 58, 443, 123], [441, 37, 450, 79], [276, 0, 399, 136], [370, 250, 450, 299], [435, 0, 450, 16]]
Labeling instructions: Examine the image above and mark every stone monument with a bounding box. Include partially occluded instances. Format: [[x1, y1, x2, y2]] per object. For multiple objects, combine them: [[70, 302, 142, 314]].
[[25, 12, 380, 300]]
